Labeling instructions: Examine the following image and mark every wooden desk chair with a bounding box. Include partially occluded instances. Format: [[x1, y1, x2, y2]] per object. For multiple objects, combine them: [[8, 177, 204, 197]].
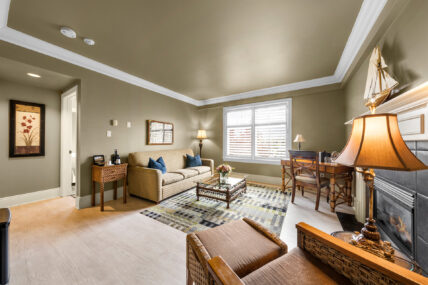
[[289, 150, 330, 210]]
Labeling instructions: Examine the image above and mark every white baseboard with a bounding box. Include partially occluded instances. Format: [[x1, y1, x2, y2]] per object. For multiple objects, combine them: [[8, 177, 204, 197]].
[[236, 173, 281, 185], [0, 187, 60, 208], [75, 187, 123, 209]]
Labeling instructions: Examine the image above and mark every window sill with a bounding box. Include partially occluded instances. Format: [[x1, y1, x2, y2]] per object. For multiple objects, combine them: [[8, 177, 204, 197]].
[[222, 156, 288, 165]]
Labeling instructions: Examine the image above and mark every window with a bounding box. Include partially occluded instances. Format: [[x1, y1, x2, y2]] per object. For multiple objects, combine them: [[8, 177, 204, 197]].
[[223, 98, 292, 164]]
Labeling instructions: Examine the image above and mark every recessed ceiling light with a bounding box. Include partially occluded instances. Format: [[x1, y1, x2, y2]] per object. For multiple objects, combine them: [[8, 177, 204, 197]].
[[83, 38, 95, 46], [27, 73, 41, 78], [60, 26, 76, 39]]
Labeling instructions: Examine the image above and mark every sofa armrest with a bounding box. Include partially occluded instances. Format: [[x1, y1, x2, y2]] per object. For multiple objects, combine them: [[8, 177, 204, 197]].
[[243, 217, 288, 254], [296, 222, 428, 285], [201, 158, 214, 174], [207, 256, 244, 285], [128, 166, 162, 202]]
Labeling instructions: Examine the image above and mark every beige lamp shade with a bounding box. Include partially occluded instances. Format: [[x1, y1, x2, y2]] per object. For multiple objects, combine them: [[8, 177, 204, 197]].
[[335, 114, 428, 171], [197, 130, 207, 140], [293, 134, 305, 143]]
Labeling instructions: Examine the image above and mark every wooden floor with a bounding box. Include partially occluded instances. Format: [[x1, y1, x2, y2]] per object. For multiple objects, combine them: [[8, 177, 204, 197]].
[[9, 196, 186, 285], [8, 189, 353, 285]]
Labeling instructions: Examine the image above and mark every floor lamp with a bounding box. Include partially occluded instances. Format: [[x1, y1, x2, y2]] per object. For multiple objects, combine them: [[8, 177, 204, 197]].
[[197, 130, 207, 157], [335, 113, 427, 260]]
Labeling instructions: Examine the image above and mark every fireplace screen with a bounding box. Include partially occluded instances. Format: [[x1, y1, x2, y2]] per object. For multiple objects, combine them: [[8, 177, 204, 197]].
[[375, 179, 414, 257]]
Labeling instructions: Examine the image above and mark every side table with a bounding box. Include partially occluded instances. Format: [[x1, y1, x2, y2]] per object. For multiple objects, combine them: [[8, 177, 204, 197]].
[[92, 163, 128, 211], [331, 231, 423, 274]]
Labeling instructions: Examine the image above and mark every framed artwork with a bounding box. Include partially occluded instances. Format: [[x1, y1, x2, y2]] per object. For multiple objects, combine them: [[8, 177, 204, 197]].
[[147, 120, 174, 145], [9, 100, 45, 157]]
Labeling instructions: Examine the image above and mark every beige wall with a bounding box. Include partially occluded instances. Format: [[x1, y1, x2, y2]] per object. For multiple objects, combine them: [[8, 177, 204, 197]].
[[198, 87, 347, 177], [0, 79, 60, 198], [344, 0, 428, 131], [0, 41, 200, 198]]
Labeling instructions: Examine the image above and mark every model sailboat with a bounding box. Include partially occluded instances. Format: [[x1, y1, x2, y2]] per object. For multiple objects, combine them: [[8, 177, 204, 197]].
[[363, 46, 399, 113]]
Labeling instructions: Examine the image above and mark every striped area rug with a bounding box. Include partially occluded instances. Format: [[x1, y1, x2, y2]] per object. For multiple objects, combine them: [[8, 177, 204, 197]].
[[141, 183, 290, 235]]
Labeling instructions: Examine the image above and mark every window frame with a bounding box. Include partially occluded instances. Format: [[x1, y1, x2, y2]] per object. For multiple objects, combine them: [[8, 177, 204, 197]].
[[223, 98, 292, 165]]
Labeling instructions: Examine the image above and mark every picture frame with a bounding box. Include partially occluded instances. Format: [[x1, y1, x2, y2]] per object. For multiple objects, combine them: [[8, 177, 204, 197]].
[[9, 100, 45, 157], [93, 155, 105, 166], [147, 120, 174, 145]]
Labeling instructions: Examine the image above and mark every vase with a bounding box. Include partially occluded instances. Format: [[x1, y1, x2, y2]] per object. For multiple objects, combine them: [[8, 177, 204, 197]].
[[219, 172, 228, 184]]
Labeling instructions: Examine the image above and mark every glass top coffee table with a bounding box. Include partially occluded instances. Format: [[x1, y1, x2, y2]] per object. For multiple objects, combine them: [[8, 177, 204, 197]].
[[196, 174, 247, 208]]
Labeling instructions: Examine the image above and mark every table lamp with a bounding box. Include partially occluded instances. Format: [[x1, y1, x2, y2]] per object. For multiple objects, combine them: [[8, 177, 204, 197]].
[[293, 134, 305, 150], [197, 130, 207, 157], [335, 113, 428, 260]]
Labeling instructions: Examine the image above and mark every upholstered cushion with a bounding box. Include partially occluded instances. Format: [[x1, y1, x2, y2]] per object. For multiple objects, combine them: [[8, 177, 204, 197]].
[[171, 168, 199, 179], [186, 154, 202, 167], [295, 175, 329, 186], [148, 157, 167, 174], [162, 172, 185, 186], [196, 220, 284, 278], [242, 248, 351, 285], [187, 166, 211, 175]]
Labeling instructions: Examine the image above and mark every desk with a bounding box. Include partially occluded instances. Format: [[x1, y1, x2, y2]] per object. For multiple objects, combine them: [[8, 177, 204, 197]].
[[281, 159, 353, 212], [92, 163, 127, 211]]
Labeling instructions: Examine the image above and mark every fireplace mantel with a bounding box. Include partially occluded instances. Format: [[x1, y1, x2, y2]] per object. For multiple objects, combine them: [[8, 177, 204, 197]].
[[345, 81, 428, 141]]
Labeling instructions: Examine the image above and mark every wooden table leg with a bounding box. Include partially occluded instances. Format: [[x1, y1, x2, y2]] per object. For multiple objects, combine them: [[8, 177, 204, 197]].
[[347, 172, 353, 206], [196, 185, 200, 201], [123, 176, 127, 204], [100, 182, 104, 211], [92, 181, 96, 207], [113, 181, 118, 200], [329, 176, 336, 212], [281, 165, 285, 192]]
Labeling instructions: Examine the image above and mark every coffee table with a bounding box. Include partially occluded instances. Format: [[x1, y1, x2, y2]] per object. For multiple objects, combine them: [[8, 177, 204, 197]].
[[196, 174, 247, 208]]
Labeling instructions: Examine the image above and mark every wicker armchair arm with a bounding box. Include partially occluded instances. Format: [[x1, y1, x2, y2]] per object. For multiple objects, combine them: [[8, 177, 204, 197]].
[[243, 218, 288, 254], [207, 256, 244, 285], [201, 158, 214, 174], [187, 233, 212, 273]]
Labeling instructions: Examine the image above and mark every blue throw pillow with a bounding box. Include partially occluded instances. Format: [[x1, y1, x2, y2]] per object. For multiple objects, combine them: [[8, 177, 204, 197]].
[[186, 154, 202, 167], [148, 157, 167, 174]]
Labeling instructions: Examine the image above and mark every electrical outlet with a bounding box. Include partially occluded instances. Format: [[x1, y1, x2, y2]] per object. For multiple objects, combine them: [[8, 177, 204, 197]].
[[107, 130, 112, 137]]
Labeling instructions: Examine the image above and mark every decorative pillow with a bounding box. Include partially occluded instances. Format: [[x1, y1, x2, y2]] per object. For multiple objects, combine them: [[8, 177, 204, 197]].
[[148, 157, 167, 174], [186, 154, 202, 167]]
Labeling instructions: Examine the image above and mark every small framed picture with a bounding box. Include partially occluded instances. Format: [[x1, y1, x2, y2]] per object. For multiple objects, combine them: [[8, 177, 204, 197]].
[[93, 155, 105, 166]]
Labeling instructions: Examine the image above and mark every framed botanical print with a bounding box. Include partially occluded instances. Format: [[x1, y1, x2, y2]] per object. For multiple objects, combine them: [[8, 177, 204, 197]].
[[147, 120, 174, 145], [9, 100, 45, 157]]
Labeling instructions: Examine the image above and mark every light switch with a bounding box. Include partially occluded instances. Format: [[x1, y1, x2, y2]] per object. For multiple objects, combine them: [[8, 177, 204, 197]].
[[127, 121, 132, 128], [111, 120, 118, 126], [107, 130, 112, 137]]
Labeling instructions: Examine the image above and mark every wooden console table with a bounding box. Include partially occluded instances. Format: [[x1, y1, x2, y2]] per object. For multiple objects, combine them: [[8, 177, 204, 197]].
[[92, 163, 128, 211], [281, 159, 353, 212]]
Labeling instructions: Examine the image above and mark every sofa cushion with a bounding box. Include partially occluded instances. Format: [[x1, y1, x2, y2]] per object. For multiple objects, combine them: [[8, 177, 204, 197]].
[[188, 166, 211, 175], [171, 168, 199, 179], [186, 154, 202, 167], [148, 157, 167, 174], [162, 173, 185, 186], [242, 247, 351, 285], [196, 219, 284, 278]]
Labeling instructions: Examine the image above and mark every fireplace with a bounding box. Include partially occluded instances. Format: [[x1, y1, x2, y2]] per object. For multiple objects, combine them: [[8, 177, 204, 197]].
[[375, 177, 415, 258]]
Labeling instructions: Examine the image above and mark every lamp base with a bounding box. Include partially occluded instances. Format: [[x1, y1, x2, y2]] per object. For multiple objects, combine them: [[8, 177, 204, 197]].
[[351, 218, 395, 261]]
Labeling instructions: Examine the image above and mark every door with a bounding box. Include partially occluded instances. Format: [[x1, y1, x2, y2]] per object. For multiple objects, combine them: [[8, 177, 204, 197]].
[[61, 86, 78, 197]]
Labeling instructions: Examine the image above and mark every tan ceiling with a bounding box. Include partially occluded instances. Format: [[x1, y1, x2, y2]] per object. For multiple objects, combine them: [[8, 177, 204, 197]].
[[0, 56, 75, 91], [8, 0, 362, 100]]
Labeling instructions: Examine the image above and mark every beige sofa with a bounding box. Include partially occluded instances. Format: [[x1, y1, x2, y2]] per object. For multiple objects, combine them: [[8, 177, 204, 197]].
[[128, 149, 214, 202]]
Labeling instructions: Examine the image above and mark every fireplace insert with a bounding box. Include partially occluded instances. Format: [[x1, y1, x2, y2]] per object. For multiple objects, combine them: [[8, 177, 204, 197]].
[[375, 177, 415, 258]]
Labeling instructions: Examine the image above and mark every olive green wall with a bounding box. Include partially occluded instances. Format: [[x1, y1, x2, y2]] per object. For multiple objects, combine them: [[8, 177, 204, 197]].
[[0, 79, 60, 198], [0, 41, 200, 199], [198, 87, 347, 178], [344, 0, 428, 132]]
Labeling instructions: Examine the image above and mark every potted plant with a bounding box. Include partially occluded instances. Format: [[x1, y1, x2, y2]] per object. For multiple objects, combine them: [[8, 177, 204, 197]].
[[216, 164, 233, 184]]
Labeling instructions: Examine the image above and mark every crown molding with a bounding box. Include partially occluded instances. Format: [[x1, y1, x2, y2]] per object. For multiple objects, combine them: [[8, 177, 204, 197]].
[[0, 0, 386, 106]]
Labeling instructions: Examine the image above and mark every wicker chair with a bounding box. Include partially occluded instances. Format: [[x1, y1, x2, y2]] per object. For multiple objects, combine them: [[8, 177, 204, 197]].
[[186, 218, 287, 285], [206, 222, 428, 285]]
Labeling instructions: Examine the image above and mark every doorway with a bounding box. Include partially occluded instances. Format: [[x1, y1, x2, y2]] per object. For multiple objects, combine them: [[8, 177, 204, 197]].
[[60, 86, 78, 197]]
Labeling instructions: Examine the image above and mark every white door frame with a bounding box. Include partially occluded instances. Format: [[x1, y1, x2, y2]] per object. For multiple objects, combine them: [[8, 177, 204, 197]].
[[60, 86, 78, 197]]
